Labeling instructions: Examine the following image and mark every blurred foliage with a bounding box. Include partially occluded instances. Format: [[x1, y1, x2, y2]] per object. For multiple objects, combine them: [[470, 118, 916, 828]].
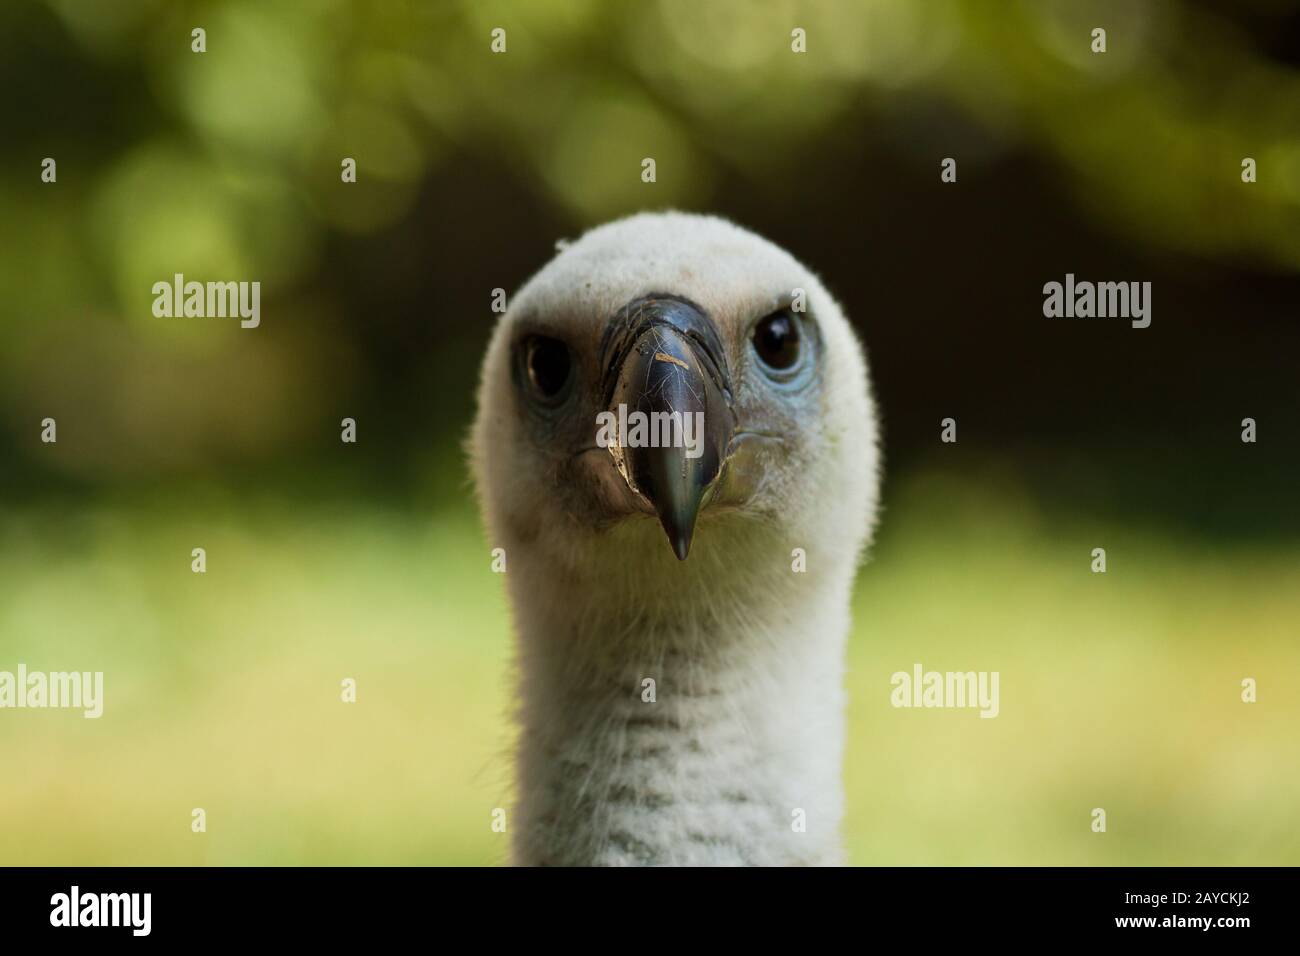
[[2, 0, 1300, 487]]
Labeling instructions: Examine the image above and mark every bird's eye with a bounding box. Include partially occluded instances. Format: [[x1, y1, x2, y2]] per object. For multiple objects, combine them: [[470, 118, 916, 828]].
[[524, 336, 572, 400], [751, 312, 801, 371]]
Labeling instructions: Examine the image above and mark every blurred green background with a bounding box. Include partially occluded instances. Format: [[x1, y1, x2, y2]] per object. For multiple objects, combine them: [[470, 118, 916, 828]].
[[1, 0, 1297, 865]]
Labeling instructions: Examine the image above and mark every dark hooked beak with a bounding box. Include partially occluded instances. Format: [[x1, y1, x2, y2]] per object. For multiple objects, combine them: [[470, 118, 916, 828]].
[[600, 295, 735, 560]]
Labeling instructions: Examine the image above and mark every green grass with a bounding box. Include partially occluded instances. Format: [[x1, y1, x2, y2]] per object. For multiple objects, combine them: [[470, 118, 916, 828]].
[[1, 472, 1296, 865], [846, 473, 1300, 865]]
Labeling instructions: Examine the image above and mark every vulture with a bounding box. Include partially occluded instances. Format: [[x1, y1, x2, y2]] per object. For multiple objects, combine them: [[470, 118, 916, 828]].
[[471, 212, 880, 865]]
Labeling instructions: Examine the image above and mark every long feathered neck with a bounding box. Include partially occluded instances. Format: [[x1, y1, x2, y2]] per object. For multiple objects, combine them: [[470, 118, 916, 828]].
[[506, 523, 855, 866]]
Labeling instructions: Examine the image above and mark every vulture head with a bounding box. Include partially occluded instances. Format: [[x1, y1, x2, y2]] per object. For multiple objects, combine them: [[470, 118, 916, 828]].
[[471, 212, 879, 866], [473, 211, 877, 573]]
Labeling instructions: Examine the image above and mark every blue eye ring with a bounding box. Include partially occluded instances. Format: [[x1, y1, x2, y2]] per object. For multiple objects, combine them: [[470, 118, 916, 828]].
[[750, 309, 814, 387]]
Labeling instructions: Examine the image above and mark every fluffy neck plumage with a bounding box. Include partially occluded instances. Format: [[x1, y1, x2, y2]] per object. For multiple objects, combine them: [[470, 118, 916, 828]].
[[507, 522, 854, 866]]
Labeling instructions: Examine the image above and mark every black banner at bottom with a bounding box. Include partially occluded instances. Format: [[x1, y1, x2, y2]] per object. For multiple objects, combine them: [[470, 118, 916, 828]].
[[0, 866, 1286, 943]]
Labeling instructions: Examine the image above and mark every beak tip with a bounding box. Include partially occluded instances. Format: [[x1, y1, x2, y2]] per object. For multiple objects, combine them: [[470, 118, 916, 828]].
[[655, 509, 696, 561], [672, 533, 692, 561]]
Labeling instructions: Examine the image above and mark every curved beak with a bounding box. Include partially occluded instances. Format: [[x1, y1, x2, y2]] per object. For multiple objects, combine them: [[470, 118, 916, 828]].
[[601, 297, 735, 560]]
